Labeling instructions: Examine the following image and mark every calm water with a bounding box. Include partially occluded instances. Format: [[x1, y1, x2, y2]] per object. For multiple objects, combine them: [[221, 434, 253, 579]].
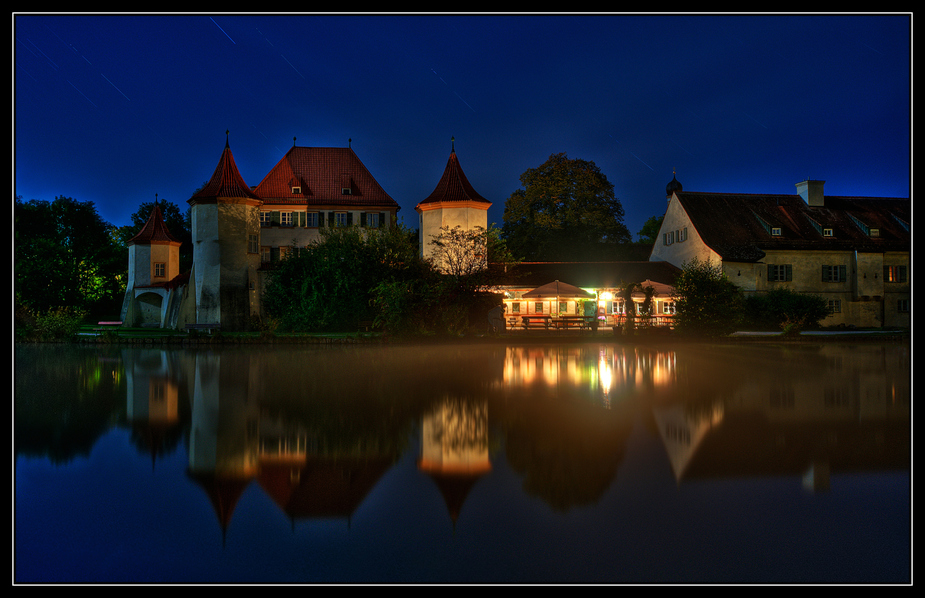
[[14, 340, 910, 584]]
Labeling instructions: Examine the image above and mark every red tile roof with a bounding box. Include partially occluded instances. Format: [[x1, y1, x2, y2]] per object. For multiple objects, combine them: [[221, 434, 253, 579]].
[[416, 150, 490, 209], [674, 191, 910, 262], [127, 203, 181, 245], [253, 146, 398, 208], [188, 138, 262, 204]]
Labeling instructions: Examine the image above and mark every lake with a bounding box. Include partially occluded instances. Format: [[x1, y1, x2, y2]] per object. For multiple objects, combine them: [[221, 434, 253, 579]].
[[14, 339, 910, 584]]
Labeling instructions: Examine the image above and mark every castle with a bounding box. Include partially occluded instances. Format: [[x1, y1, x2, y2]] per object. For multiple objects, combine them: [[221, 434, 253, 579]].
[[121, 134, 489, 331]]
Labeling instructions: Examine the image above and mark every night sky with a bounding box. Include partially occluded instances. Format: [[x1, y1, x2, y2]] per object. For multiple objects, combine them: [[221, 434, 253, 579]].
[[13, 13, 911, 239]]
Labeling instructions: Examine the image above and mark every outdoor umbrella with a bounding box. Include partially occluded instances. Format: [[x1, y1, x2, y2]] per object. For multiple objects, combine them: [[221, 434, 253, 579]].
[[522, 280, 595, 316]]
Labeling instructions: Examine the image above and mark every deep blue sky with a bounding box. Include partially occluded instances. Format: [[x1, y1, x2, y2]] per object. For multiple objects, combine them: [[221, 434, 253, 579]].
[[14, 13, 911, 239]]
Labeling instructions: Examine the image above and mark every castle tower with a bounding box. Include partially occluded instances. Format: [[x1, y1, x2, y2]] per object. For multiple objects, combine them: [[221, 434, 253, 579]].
[[187, 133, 263, 331], [120, 201, 183, 327], [415, 138, 492, 269]]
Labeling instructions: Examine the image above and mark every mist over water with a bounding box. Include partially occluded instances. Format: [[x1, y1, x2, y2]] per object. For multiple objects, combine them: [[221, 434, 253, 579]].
[[14, 341, 910, 583]]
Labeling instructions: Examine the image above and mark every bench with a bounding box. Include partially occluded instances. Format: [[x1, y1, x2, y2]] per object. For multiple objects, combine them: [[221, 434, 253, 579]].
[[520, 316, 551, 330], [554, 318, 591, 330], [93, 321, 123, 333], [186, 323, 221, 334]]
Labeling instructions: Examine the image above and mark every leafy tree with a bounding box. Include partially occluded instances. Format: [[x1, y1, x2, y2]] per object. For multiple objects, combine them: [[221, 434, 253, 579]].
[[672, 258, 745, 337], [427, 224, 519, 291], [637, 215, 664, 244], [15, 195, 124, 316], [502, 153, 631, 261]]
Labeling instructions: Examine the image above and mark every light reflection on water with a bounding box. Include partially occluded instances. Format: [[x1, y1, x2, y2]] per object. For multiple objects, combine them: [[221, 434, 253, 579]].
[[14, 341, 910, 583]]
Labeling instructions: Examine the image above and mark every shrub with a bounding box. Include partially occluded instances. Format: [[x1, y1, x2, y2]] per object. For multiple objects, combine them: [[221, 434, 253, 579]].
[[744, 288, 830, 333], [673, 258, 745, 337]]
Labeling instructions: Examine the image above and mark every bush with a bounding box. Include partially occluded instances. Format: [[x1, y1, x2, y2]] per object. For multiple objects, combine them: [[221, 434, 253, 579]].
[[17, 305, 87, 342], [673, 258, 745, 337], [744, 288, 830, 333]]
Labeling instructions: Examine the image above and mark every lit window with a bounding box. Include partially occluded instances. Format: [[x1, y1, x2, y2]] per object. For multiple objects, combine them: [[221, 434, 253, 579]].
[[535, 302, 543, 313], [511, 302, 520, 314], [884, 265, 907, 283]]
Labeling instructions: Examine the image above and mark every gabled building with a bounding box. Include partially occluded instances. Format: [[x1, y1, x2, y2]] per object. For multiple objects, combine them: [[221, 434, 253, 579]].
[[650, 176, 910, 328], [253, 141, 400, 265]]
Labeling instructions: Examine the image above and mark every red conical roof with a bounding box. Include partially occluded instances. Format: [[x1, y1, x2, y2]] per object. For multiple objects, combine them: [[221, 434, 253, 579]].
[[416, 143, 490, 210], [127, 202, 181, 245], [188, 134, 261, 204]]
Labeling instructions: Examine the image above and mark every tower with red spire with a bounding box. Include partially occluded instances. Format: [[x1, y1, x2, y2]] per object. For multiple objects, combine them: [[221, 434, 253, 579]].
[[187, 132, 263, 331], [414, 138, 492, 269]]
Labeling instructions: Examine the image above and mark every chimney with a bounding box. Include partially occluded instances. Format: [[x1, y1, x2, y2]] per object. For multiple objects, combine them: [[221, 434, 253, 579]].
[[796, 179, 825, 206]]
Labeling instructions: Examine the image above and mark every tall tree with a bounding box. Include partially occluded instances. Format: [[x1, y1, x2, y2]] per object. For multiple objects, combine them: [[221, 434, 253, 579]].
[[15, 195, 124, 315], [502, 153, 631, 261], [636, 215, 664, 244]]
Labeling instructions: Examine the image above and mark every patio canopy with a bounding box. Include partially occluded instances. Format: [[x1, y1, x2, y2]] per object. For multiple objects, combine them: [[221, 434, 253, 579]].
[[522, 280, 596, 299]]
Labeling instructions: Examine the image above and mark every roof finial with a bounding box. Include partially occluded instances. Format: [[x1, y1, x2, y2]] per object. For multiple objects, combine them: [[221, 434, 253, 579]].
[[225, 130, 229, 148], [293, 136, 296, 147], [451, 136, 455, 153], [348, 138, 352, 148]]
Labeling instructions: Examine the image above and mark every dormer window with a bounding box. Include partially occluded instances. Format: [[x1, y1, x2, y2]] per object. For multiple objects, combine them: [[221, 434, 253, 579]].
[[292, 186, 301, 194], [870, 228, 880, 238], [342, 188, 352, 195], [771, 227, 781, 236], [823, 228, 834, 237]]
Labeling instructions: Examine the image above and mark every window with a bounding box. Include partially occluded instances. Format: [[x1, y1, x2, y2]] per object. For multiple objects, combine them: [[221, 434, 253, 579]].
[[559, 301, 568, 314], [898, 299, 909, 313], [291, 186, 301, 194], [280, 211, 293, 227], [365, 212, 379, 228], [335, 212, 348, 227], [248, 234, 259, 254], [771, 227, 781, 236], [305, 212, 318, 228], [662, 301, 676, 315], [154, 263, 165, 277], [884, 265, 907, 283], [260, 211, 271, 227], [511, 302, 521, 314], [869, 228, 880, 238], [823, 228, 834, 237], [260, 246, 271, 263], [821, 265, 847, 283], [535, 302, 543, 313], [341, 188, 352, 195], [767, 264, 792, 282], [828, 300, 841, 314]]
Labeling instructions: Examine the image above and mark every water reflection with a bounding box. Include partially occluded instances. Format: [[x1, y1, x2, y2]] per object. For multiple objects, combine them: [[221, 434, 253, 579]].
[[14, 341, 910, 582]]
